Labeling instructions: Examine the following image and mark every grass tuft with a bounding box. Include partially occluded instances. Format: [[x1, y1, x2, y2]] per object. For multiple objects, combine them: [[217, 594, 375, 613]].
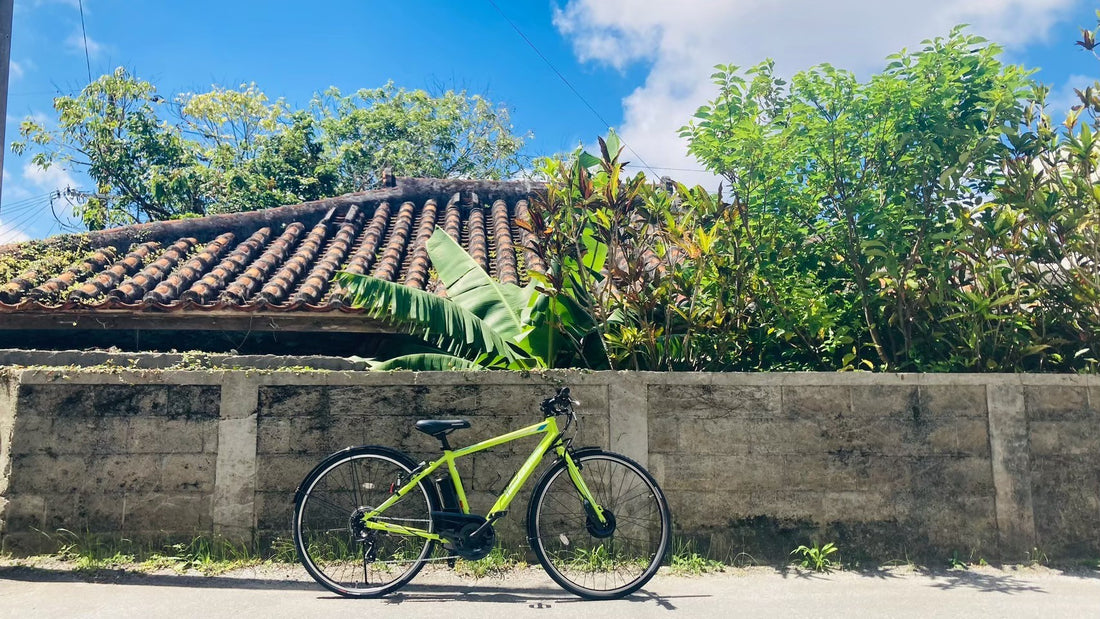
[[25, 529, 299, 575], [669, 539, 725, 575], [453, 546, 527, 579]]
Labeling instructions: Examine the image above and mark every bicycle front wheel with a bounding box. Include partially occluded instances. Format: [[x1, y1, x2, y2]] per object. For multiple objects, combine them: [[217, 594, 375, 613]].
[[293, 446, 438, 597], [527, 449, 671, 599]]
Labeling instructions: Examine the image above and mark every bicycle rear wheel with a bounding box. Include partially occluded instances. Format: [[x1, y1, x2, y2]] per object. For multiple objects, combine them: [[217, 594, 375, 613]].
[[293, 446, 438, 597], [527, 449, 671, 599]]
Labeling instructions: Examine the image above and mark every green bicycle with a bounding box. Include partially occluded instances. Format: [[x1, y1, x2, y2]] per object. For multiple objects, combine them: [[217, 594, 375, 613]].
[[292, 387, 672, 599]]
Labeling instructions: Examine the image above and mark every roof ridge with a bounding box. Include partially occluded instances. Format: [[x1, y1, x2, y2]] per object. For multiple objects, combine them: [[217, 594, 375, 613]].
[[0, 176, 545, 253]]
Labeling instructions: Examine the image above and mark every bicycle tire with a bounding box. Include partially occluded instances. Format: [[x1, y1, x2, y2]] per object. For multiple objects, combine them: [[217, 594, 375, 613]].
[[293, 445, 439, 597], [527, 449, 671, 599]]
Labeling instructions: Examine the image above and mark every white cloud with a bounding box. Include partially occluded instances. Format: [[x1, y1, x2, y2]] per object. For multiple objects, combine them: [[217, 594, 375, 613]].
[[9, 60, 23, 81], [0, 219, 31, 244], [555, 0, 1079, 186], [23, 160, 77, 193], [65, 31, 103, 59], [3, 168, 32, 202], [0, 168, 35, 243], [4, 162, 83, 238]]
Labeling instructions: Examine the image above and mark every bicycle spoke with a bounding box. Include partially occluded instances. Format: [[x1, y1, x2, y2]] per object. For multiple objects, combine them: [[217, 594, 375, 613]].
[[529, 452, 670, 600], [295, 449, 435, 598]]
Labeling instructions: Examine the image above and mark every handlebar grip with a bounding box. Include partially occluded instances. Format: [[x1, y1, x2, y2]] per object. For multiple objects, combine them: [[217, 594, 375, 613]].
[[542, 387, 575, 417]]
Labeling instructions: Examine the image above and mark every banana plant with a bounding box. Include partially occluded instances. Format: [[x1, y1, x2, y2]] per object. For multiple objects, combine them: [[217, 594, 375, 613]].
[[336, 227, 601, 370]]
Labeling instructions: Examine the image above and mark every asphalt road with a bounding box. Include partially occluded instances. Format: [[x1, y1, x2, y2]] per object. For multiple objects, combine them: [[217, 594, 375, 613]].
[[2, 563, 1099, 618]]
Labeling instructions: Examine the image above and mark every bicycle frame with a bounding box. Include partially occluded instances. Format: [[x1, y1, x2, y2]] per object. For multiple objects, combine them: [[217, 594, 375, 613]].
[[359, 415, 606, 542]]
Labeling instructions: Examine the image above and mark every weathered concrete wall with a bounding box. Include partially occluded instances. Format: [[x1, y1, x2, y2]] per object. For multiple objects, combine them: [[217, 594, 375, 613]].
[[0, 370, 15, 536], [0, 349, 369, 371], [649, 376, 999, 562], [0, 369, 1096, 563], [1, 373, 220, 551]]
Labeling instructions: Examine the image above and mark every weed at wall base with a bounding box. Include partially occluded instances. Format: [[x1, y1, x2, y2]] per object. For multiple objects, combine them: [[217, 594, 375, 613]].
[[791, 542, 839, 573]]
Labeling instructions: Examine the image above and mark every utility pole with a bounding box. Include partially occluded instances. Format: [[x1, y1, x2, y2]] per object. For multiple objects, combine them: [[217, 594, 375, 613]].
[[0, 0, 12, 208]]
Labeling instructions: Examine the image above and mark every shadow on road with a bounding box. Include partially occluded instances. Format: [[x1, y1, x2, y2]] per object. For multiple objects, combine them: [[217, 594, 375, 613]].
[[776, 565, 834, 581], [0, 565, 318, 591], [0, 565, 708, 609], [922, 570, 1046, 595], [375, 582, 709, 610]]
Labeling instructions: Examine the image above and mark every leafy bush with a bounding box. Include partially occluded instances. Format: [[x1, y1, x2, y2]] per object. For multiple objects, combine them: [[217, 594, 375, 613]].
[[681, 27, 1034, 371], [524, 23, 1098, 373]]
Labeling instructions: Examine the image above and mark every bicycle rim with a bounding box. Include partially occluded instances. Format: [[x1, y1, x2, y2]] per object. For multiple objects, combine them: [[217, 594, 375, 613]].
[[529, 451, 671, 599], [294, 449, 435, 597]]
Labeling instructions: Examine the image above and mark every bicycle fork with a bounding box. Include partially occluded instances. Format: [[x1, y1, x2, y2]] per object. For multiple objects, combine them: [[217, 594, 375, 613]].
[[561, 448, 610, 527]]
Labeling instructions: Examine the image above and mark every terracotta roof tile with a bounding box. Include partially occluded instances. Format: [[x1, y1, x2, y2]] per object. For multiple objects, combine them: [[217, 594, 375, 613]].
[[259, 213, 333, 304], [221, 222, 305, 303], [466, 206, 489, 274], [21, 247, 118, 303], [344, 201, 390, 276], [146, 232, 235, 304], [180, 228, 270, 304], [491, 199, 519, 286], [293, 205, 362, 304], [514, 199, 546, 277], [372, 201, 416, 283], [0, 178, 545, 331], [403, 199, 439, 291], [70, 242, 161, 302], [110, 238, 196, 303], [442, 199, 462, 242]]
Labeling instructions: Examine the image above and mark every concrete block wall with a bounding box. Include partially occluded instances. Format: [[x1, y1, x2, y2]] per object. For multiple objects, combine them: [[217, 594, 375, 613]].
[[0, 371, 14, 535], [0, 368, 1096, 563], [0, 372, 220, 551], [648, 376, 1000, 561]]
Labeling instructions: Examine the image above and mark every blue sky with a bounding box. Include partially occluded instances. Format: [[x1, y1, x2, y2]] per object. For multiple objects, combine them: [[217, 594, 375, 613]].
[[1, 0, 1097, 243]]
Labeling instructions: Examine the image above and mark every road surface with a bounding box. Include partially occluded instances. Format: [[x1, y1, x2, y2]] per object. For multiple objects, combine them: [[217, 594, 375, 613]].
[[1, 563, 1098, 618]]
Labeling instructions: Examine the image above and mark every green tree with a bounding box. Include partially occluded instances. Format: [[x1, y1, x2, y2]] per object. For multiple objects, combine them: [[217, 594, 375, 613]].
[[13, 67, 203, 229], [995, 11, 1100, 371], [681, 27, 1033, 370], [176, 82, 340, 215], [525, 133, 740, 371], [313, 83, 528, 191], [13, 70, 527, 229]]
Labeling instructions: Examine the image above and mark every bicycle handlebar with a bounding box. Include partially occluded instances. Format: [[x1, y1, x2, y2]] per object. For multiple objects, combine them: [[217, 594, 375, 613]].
[[541, 387, 577, 418]]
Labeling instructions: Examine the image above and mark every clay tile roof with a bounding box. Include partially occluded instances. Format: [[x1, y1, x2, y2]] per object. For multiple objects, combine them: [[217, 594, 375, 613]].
[[0, 177, 545, 333]]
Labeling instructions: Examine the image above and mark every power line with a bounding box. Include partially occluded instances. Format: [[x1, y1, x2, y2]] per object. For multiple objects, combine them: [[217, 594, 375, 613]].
[[1, 192, 55, 211], [483, 0, 661, 178], [77, 0, 91, 83], [0, 189, 80, 243], [0, 197, 51, 242]]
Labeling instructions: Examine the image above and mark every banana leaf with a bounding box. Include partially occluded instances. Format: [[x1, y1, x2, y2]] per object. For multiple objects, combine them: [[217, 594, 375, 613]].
[[426, 228, 540, 346], [523, 290, 609, 369], [335, 270, 529, 367]]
